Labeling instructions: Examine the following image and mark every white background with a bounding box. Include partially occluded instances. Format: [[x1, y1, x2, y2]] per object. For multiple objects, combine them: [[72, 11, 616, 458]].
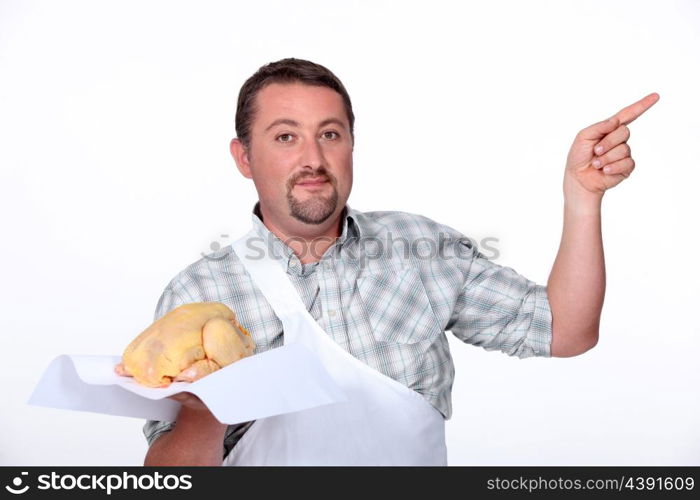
[[1, 0, 698, 465]]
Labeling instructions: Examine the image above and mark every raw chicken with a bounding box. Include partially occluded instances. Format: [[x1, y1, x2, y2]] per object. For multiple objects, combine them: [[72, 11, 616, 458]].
[[114, 302, 255, 387]]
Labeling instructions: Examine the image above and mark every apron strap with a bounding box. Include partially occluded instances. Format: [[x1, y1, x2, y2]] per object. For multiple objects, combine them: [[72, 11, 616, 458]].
[[232, 229, 310, 321]]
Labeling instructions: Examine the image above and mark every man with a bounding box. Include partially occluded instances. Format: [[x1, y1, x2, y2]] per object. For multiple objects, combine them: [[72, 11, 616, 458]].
[[142, 58, 659, 465]]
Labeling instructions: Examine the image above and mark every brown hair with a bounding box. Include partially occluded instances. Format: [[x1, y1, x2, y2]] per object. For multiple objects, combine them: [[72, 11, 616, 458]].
[[235, 58, 355, 150]]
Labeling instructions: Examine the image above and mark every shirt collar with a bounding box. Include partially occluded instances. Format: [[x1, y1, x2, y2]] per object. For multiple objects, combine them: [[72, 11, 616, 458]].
[[250, 201, 361, 275]]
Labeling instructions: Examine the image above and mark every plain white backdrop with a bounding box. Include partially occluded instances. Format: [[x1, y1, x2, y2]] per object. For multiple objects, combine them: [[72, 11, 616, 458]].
[[1, 0, 698, 465]]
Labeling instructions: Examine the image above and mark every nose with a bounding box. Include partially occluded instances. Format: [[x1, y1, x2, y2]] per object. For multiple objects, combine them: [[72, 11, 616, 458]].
[[299, 136, 325, 169]]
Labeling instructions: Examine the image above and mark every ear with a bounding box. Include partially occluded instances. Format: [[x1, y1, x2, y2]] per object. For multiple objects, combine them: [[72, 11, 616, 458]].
[[230, 138, 252, 179]]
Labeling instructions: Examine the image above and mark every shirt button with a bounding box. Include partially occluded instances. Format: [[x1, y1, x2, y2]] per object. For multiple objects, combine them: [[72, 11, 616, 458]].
[[328, 309, 337, 317]]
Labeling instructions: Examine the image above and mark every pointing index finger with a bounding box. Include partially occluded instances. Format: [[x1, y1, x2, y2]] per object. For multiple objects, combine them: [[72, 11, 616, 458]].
[[610, 92, 660, 126]]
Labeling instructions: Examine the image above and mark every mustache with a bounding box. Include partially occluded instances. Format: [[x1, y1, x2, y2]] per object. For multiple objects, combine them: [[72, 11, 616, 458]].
[[287, 169, 336, 189]]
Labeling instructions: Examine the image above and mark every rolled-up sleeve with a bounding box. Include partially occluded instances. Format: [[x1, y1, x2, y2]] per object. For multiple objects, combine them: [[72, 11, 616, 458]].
[[143, 419, 175, 447], [447, 241, 553, 358]]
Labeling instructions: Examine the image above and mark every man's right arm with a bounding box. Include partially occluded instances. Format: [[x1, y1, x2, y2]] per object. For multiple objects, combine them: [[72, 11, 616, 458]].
[[143, 280, 230, 465], [144, 401, 228, 466], [142, 275, 255, 465]]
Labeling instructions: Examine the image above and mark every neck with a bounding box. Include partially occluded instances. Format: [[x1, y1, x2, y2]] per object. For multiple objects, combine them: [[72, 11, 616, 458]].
[[258, 204, 345, 264]]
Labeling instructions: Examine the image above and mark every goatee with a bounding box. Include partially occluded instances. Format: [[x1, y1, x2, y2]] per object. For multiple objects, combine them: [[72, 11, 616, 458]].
[[286, 170, 339, 224]]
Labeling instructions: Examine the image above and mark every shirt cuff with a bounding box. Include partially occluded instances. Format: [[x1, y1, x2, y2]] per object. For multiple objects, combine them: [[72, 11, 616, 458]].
[[143, 420, 174, 447], [524, 284, 553, 358]]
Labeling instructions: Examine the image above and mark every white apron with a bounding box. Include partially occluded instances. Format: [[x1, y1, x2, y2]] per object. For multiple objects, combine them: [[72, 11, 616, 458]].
[[222, 228, 447, 466]]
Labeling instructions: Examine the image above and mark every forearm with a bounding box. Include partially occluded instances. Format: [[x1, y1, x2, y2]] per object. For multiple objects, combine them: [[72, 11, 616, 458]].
[[547, 181, 606, 356], [144, 406, 228, 466]]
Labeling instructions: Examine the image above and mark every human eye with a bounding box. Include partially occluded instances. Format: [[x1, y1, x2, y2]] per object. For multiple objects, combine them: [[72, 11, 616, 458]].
[[322, 130, 340, 140], [276, 133, 294, 143]]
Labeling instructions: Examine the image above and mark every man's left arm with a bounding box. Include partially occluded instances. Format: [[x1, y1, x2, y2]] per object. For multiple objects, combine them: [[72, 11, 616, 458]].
[[548, 92, 659, 357]]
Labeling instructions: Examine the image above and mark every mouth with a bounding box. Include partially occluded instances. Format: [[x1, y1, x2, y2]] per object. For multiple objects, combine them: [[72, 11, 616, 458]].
[[295, 177, 329, 188]]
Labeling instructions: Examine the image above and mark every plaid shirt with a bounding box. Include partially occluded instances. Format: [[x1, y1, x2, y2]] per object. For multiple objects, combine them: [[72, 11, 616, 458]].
[[143, 202, 553, 459]]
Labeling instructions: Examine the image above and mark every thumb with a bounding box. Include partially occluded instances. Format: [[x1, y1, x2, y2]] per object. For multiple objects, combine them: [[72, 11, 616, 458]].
[[577, 116, 620, 142]]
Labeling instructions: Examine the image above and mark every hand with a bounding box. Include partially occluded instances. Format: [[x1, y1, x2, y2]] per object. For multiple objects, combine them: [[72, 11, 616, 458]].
[[168, 392, 211, 412], [114, 362, 130, 377], [117, 362, 213, 412], [564, 92, 660, 198]]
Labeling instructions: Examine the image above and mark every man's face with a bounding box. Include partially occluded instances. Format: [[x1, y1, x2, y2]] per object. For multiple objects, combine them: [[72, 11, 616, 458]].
[[236, 82, 353, 226]]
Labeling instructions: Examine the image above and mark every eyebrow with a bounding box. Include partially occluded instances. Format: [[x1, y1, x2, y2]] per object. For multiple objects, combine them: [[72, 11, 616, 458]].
[[264, 117, 347, 132]]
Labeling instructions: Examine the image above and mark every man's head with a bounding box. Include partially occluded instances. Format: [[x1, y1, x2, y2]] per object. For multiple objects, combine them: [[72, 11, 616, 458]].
[[230, 58, 355, 230]]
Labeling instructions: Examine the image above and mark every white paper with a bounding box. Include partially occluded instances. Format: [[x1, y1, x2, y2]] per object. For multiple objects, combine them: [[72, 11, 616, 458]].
[[28, 343, 347, 425]]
